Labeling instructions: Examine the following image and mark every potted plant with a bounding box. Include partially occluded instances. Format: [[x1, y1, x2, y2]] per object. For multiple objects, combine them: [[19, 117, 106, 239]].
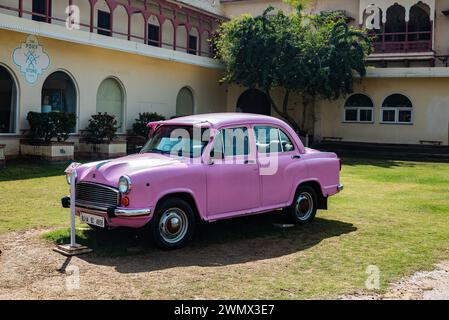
[[127, 112, 165, 154], [20, 111, 76, 162], [78, 113, 127, 159]]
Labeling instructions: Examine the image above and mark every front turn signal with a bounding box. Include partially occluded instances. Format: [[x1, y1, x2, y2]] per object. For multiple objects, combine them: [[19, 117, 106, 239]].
[[121, 196, 130, 207]]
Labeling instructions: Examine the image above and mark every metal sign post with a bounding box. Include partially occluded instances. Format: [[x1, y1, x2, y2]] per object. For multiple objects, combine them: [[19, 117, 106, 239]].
[[54, 163, 92, 256]]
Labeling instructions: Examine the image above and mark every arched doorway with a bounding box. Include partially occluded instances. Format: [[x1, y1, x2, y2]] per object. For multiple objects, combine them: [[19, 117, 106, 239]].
[[96, 77, 125, 131], [236, 89, 271, 115], [0, 65, 17, 134], [176, 87, 194, 116], [42, 70, 77, 131]]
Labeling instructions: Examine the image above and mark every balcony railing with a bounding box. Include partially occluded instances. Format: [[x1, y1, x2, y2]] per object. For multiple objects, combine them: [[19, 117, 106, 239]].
[[0, 0, 219, 58], [370, 30, 433, 54]]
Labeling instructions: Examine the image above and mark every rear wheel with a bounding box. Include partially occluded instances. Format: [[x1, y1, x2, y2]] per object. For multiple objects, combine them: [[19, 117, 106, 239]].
[[285, 185, 318, 224], [151, 198, 195, 250]]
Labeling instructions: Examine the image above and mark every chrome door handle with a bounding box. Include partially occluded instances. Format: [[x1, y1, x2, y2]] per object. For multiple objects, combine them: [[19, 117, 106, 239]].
[[244, 160, 256, 164], [291, 155, 301, 159]]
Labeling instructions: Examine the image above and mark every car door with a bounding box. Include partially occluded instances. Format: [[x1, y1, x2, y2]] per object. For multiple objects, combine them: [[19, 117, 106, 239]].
[[206, 126, 260, 217], [254, 125, 302, 207]]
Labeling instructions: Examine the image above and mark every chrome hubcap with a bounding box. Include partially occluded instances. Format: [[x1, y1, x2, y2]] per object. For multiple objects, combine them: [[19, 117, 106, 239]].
[[295, 192, 313, 221], [159, 208, 188, 244]]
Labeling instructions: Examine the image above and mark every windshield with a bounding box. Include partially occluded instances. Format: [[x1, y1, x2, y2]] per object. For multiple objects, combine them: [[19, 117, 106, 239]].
[[141, 125, 210, 158]]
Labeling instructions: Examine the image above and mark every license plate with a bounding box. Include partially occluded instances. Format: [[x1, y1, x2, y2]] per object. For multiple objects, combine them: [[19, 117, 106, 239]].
[[80, 213, 105, 228]]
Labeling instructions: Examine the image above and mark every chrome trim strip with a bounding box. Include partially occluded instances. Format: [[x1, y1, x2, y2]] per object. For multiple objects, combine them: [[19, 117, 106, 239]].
[[114, 208, 152, 217], [75, 200, 151, 217]]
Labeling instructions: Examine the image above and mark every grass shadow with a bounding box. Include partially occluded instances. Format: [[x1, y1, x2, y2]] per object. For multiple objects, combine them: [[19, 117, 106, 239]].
[[44, 212, 356, 273], [0, 158, 95, 182]]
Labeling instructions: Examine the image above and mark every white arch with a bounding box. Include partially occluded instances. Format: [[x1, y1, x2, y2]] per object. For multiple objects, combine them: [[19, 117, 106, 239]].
[[130, 12, 145, 43], [200, 31, 211, 57], [72, 0, 91, 32], [176, 25, 188, 52], [113, 5, 129, 40], [162, 19, 174, 49]]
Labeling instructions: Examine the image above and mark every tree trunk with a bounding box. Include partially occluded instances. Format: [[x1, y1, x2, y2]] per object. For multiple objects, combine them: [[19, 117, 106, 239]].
[[265, 89, 306, 136]]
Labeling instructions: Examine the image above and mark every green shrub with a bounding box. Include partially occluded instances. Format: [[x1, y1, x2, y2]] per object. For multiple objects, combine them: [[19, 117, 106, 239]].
[[83, 113, 119, 143], [132, 112, 165, 138], [27, 111, 76, 142]]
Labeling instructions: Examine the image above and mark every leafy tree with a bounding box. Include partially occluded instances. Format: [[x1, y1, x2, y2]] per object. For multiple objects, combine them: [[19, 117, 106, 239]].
[[214, 4, 372, 135]]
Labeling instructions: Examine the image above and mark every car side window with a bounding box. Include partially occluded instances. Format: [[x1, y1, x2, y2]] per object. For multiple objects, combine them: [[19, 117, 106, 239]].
[[222, 127, 250, 156], [254, 126, 282, 154], [254, 126, 295, 153], [210, 131, 224, 160], [279, 129, 295, 152]]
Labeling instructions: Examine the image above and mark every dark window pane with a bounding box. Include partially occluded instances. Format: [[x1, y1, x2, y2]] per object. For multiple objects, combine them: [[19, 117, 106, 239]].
[[32, 0, 51, 22], [345, 94, 373, 108], [345, 109, 358, 121], [360, 109, 373, 122], [398, 110, 412, 123], [382, 110, 396, 122], [188, 35, 197, 55], [148, 24, 160, 47], [98, 10, 111, 36], [382, 94, 412, 108]]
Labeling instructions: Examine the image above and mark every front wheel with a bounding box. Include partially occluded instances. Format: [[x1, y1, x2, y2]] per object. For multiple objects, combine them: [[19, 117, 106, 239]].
[[285, 185, 318, 224], [151, 198, 195, 250]]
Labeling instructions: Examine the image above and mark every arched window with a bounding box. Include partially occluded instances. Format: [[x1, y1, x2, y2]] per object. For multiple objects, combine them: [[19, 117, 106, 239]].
[[381, 94, 413, 124], [176, 87, 194, 116], [95, 0, 111, 36], [0, 65, 18, 134], [188, 27, 199, 55], [42, 71, 78, 132], [96, 78, 125, 131], [344, 94, 373, 123], [408, 3, 431, 42], [147, 15, 161, 47], [385, 4, 406, 42]]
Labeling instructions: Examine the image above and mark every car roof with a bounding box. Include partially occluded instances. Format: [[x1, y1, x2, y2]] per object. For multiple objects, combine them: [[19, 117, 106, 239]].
[[163, 113, 288, 128]]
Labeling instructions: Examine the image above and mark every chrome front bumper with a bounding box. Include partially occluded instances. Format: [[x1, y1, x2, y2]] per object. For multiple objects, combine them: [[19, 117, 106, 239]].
[[61, 196, 151, 217]]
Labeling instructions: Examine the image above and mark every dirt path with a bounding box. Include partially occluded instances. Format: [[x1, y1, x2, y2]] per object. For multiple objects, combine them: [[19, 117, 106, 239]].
[[1, 228, 449, 300], [342, 261, 449, 300]]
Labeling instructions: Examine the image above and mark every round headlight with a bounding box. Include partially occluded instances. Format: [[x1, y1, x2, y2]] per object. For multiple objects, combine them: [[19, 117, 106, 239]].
[[118, 176, 132, 194]]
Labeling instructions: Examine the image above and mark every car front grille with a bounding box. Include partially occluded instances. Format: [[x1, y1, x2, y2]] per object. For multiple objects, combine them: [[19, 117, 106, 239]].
[[75, 182, 120, 207]]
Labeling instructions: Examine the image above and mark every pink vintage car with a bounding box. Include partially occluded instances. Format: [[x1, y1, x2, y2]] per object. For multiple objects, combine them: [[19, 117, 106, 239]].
[[62, 113, 343, 249]]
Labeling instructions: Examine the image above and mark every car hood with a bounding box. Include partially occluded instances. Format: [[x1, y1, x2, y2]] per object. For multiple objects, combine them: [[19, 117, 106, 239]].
[[77, 153, 186, 186]]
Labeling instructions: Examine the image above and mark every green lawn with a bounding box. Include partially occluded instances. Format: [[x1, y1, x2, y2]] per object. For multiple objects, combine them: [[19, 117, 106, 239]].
[[1, 156, 449, 298]]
